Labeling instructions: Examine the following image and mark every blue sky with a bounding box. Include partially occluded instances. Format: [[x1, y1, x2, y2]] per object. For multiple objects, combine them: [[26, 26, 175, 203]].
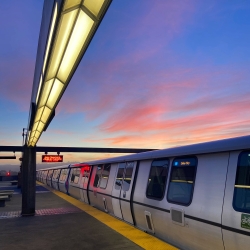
[[0, 0, 250, 168]]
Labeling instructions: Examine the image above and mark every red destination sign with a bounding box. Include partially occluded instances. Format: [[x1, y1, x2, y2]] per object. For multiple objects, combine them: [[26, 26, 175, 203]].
[[42, 155, 63, 163]]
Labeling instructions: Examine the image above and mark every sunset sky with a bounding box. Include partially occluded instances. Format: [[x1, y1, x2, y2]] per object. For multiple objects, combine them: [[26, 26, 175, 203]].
[[0, 0, 250, 168]]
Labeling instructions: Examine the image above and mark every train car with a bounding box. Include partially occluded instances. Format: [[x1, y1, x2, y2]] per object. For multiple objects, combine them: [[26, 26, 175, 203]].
[[36, 135, 250, 250]]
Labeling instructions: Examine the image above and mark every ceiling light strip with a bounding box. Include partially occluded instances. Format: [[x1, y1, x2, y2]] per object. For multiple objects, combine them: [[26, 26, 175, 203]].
[[28, 0, 112, 146]]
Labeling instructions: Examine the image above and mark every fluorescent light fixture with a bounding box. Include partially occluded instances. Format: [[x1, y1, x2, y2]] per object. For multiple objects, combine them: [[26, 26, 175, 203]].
[[42, 3, 58, 75], [28, 0, 112, 146], [57, 11, 94, 82], [36, 74, 43, 104], [46, 79, 64, 109], [83, 0, 105, 17], [235, 185, 250, 189]]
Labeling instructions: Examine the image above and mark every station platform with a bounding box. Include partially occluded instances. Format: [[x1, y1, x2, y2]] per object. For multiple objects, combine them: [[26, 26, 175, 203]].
[[0, 181, 178, 250]]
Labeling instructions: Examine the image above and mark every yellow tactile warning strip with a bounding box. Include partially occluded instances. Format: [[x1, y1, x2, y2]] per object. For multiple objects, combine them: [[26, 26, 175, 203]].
[[37, 182, 179, 250]]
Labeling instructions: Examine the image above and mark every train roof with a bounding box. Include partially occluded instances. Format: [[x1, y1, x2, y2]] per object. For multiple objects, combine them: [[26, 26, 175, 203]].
[[84, 135, 250, 165], [37, 164, 71, 171], [37, 135, 250, 170]]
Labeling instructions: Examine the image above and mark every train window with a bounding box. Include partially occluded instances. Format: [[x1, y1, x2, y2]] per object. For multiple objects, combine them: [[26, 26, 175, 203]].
[[70, 168, 81, 184], [114, 162, 135, 191], [93, 166, 103, 187], [55, 170, 60, 179], [59, 170, 64, 181], [146, 158, 169, 200], [57, 170, 60, 179], [75, 169, 81, 184], [167, 157, 197, 206], [57, 170, 61, 179], [99, 164, 111, 189], [115, 163, 126, 190], [59, 170, 63, 181], [52, 170, 57, 179], [123, 162, 134, 192], [59, 169, 68, 182], [49, 170, 53, 179], [81, 165, 91, 184], [233, 152, 250, 213]]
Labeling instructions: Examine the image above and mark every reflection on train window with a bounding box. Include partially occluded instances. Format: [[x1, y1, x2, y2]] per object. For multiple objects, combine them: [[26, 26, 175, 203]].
[[115, 163, 126, 190], [123, 162, 134, 192], [81, 165, 91, 184], [48, 170, 53, 179], [52, 170, 58, 179], [70, 168, 81, 184], [167, 157, 197, 206], [59, 169, 68, 182], [99, 164, 111, 189], [59, 170, 64, 181], [93, 166, 102, 187], [233, 152, 250, 213], [93, 165, 111, 189], [56, 170, 61, 179], [146, 158, 169, 200]]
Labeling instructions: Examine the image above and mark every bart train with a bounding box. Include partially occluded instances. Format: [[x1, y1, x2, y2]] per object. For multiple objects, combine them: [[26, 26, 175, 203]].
[[37, 135, 250, 250]]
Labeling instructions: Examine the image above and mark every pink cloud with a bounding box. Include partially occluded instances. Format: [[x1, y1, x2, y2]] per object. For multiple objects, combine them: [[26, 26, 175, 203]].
[[95, 63, 249, 132], [58, 58, 250, 149], [0, 58, 34, 110], [83, 114, 250, 149]]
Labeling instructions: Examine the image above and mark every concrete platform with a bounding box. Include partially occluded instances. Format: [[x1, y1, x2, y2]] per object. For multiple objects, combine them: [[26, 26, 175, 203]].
[[0, 182, 178, 250], [0, 186, 143, 250]]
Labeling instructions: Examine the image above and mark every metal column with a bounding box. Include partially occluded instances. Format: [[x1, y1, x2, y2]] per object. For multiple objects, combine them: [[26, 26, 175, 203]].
[[21, 145, 36, 216]]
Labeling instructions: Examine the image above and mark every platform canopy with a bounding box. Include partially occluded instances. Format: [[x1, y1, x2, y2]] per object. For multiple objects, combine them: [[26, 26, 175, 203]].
[[27, 0, 112, 147]]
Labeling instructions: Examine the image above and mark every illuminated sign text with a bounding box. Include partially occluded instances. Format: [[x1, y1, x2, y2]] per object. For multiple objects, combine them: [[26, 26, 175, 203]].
[[42, 155, 63, 162], [181, 161, 190, 166]]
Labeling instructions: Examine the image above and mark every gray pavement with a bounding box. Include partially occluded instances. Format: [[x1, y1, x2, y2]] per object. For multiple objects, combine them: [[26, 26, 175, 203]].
[[0, 186, 143, 250], [0, 182, 12, 187], [0, 192, 77, 212]]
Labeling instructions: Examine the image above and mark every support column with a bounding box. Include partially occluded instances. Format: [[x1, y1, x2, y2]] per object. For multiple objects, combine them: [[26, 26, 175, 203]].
[[21, 145, 36, 216]]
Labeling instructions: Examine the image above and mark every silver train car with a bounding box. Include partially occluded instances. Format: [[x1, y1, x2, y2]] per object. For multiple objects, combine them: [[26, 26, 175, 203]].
[[37, 135, 250, 250]]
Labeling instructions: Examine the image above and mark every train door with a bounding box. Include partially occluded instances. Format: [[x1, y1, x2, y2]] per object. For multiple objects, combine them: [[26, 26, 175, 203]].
[[43, 170, 48, 184], [111, 162, 136, 224], [50, 170, 54, 187], [56, 169, 61, 190], [222, 151, 250, 250], [68, 168, 81, 199], [52, 169, 57, 189], [80, 165, 91, 203], [58, 168, 69, 193]]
